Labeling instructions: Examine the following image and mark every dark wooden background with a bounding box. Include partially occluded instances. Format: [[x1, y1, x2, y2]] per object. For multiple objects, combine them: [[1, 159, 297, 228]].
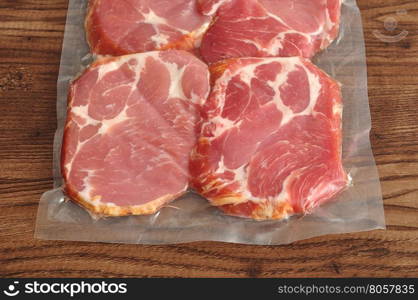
[[0, 0, 417, 277]]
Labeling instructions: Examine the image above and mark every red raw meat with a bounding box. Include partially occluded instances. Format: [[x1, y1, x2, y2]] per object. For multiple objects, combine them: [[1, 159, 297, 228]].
[[199, 0, 342, 64], [86, 0, 211, 56], [190, 57, 348, 220], [62, 50, 210, 216], [197, 0, 232, 15]]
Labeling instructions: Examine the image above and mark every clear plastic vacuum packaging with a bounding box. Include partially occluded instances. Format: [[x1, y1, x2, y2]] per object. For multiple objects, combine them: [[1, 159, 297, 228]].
[[35, 0, 385, 245]]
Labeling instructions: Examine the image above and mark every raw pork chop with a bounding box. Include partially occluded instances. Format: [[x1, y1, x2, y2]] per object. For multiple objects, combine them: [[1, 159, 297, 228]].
[[199, 0, 342, 64], [62, 50, 210, 216], [86, 0, 211, 56], [190, 57, 348, 220]]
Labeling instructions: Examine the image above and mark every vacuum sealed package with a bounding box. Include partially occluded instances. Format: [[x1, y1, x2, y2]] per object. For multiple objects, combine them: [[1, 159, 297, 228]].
[[35, 0, 385, 245]]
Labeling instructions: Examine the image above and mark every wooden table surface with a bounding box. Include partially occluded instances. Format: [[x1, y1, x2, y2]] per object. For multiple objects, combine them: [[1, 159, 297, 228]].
[[0, 0, 417, 278]]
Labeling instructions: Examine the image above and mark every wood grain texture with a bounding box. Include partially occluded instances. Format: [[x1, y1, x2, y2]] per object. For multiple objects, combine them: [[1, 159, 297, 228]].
[[0, 0, 417, 278]]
